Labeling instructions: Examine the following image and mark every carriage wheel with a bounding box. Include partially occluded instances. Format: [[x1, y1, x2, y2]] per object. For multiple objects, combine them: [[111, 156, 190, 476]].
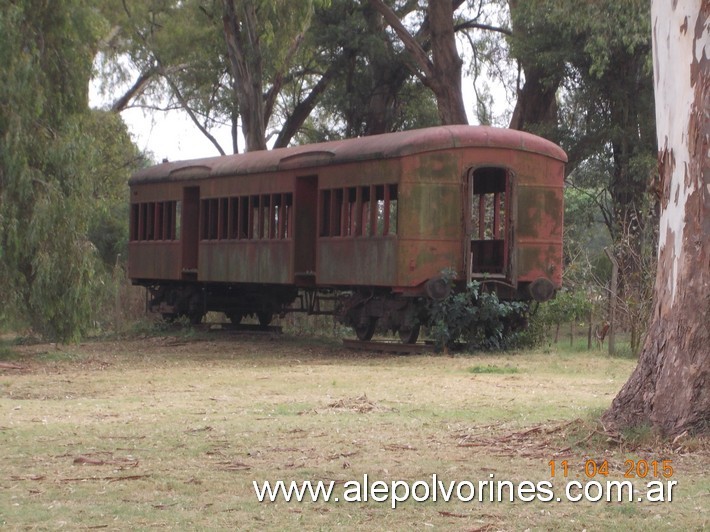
[[257, 311, 273, 327], [354, 318, 377, 341], [398, 323, 420, 344], [187, 311, 204, 325], [227, 312, 243, 325]]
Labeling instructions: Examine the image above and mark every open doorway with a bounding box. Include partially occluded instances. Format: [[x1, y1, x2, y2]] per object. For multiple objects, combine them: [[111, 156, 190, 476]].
[[469, 167, 509, 276]]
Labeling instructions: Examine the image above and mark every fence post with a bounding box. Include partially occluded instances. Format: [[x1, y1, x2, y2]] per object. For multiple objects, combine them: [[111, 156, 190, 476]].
[[605, 248, 618, 355]]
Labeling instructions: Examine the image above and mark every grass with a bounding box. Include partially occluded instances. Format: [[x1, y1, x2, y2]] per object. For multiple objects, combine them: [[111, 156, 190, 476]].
[[468, 364, 519, 374], [1, 333, 707, 530]]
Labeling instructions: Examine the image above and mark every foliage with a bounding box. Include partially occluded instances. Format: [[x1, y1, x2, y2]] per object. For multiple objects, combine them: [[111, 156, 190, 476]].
[[96, 0, 331, 152], [534, 289, 591, 334], [425, 272, 528, 351], [0, 1, 141, 341]]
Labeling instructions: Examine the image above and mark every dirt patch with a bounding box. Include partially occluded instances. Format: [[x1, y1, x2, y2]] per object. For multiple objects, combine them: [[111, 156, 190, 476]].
[[324, 394, 392, 413]]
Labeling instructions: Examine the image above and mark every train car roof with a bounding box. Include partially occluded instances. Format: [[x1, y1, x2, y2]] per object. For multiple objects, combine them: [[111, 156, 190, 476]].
[[129, 125, 567, 185]]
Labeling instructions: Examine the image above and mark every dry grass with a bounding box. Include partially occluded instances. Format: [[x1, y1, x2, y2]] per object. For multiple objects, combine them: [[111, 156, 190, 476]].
[[1, 332, 707, 530]]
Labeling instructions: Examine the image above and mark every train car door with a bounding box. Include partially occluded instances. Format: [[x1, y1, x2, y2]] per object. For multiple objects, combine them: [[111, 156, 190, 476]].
[[293, 175, 318, 285], [181, 186, 200, 280], [466, 167, 510, 281]]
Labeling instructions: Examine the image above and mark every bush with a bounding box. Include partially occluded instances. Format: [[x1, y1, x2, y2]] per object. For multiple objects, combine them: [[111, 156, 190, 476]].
[[425, 277, 529, 351]]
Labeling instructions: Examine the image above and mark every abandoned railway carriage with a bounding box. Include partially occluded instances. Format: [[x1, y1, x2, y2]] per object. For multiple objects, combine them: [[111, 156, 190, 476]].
[[128, 125, 566, 343]]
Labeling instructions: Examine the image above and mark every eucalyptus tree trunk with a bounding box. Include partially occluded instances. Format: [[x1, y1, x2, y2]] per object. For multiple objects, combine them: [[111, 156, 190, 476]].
[[222, 0, 267, 152], [369, 0, 468, 125], [602, 0, 709, 436]]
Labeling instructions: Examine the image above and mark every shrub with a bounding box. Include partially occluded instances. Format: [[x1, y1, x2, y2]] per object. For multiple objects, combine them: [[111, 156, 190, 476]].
[[425, 276, 529, 351]]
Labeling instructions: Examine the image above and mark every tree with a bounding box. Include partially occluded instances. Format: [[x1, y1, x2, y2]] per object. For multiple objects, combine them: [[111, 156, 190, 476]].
[[0, 0, 140, 341], [295, 0, 441, 141], [506, 0, 563, 137], [602, 0, 709, 436], [99, 0, 330, 153], [369, 0, 469, 125], [507, 0, 657, 354]]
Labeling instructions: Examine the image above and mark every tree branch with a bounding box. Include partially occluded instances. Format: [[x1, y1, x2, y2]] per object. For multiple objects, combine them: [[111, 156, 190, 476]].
[[264, 32, 305, 125], [368, 0, 434, 84], [159, 69, 226, 156], [455, 20, 512, 36], [110, 68, 158, 112], [273, 60, 340, 148]]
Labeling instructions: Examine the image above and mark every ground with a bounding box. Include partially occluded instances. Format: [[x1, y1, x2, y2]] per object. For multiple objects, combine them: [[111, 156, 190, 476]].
[[1, 331, 708, 530]]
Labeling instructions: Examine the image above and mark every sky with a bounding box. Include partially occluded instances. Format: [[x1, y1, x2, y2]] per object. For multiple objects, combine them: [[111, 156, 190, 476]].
[[112, 105, 234, 163]]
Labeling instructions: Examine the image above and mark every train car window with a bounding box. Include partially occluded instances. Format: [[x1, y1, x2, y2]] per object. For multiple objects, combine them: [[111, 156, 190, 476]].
[[332, 189, 343, 237], [361, 186, 371, 236], [320, 190, 331, 237], [163, 202, 172, 240], [270, 195, 276, 239], [154, 202, 163, 240], [173, 201, 181, 240], [252, 196, 259, 239], [146, 202, 155, 240], [345, 187, 357, 236], [200, 198, 219, 240], [320, 185, 397, 238], [200, 200, 207, 240], [130, 204, 139, 241], [140, 203, 148, 240], [275, 194, 284, 239], [260, 194, 270, 239], [228, 198, 238, 239], [388, 184, 398, 236], [282, 193, 293, 239], [218, 198, 228, 240], [211, 199, 219, 240], [371, 185, 382, 236], [374, 185, 387, 236], [319, 189, 346, 237], [130, 201, 179, 241], [239, 197, 249, 239]]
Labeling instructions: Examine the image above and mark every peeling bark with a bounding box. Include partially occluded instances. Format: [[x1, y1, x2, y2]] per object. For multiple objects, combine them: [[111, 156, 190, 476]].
[[602, 0, 709, 437]]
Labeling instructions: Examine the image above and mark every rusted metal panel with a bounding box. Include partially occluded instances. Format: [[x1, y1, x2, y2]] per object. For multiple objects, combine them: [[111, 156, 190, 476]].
[[128, 242, 181, 280], [516, 186, 564, 240], [399, 183, 462, 240], [198, 241, 292, 284], [516, 244, 563, 286], [317, 161, 400, 189], [396, 240, 461, 288], [317, 238, 398, 286], [130, 182, 183, 203], [515, 184, 564, 287], [200, 172, 293, 197]]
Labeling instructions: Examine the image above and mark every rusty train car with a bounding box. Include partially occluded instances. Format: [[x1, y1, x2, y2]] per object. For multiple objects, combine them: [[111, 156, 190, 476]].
[[128, 125, 566, 343]]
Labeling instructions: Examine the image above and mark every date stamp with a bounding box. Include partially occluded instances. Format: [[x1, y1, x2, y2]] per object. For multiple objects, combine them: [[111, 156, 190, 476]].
[[547, 459, 677, 503], [548, 459, 675, 479]]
